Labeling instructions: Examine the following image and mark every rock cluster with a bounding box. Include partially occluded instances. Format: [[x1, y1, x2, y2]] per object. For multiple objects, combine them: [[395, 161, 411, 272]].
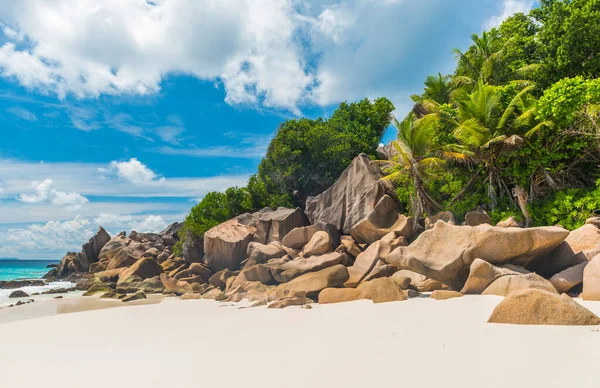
[[47, 154, 600, 324]]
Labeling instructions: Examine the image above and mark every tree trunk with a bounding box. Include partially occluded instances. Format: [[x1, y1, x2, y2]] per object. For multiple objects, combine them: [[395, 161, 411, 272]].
[[513, 185, 532, 227]]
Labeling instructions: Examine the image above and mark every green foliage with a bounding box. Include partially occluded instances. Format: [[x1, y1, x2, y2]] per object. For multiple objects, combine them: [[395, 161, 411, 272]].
[[258, 98, 394, 205], [529, 181, 600, 230], [538, 77, 600, 126]]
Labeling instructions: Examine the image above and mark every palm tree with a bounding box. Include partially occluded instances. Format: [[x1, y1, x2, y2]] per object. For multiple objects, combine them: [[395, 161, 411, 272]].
[[422, 73, 454, 105], [443, 79, 546, 224], [380, 112, 468, 222]]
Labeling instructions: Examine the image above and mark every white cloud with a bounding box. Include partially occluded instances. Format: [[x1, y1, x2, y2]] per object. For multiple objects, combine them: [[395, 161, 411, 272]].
[[485, 0, 535, 29], [0, 0, 312, 112], [7, 106, 37, 121], [109, 158, 164, 185], [18, 178, 89, 211], [0, 216, 94, 257], [130, 215, 168, 233], [93, 213, 133, 227]]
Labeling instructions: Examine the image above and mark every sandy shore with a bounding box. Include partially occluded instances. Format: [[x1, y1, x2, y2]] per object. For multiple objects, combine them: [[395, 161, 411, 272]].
[[1, 295, 599, 388]]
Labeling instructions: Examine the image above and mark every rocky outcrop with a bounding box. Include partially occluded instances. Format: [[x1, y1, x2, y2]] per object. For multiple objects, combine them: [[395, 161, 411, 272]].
[[203, 218, 256, 272], [582, 255, 600, 301], [305, 154, 396, 234], [430, 290, 463, 300], [384, 222, 568, 288], [282, 222, 340, 250], [82, 227, 111, 265], [1, 279, 45, 289], [275, 264, 349, 298], [496, 217, 523, 228], [301, 231, 332, 257], [350, 195, 414, 244], [182, 233, 204, 264], [550, 261, 588, 293], [482, 273, 557, 296], [345, 232, 406, 287], [270, 252, 346, 283], [254, 207, 308, 244], [488, 289, 600, 325], [464, 209, 491, 226], [391, 270, 447, 292], [461, 259, 529, 294], [160, 222, 183, 246], [160, 273, 194, 295], [424, 211, 455, 230], [529, 224, 600, 276], [117, 258, 163, 286], [9, 290, 29, 298], [318, 278, 406, 304], [106, 245, 146, 270]]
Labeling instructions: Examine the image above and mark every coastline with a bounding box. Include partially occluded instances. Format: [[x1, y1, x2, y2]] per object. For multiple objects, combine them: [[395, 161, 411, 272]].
[[1, 296, 599, 388]]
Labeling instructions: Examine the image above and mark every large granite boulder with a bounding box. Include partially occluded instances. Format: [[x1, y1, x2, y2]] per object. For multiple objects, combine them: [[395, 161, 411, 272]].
[[106, 244, 146, 270], [529, 224, 600, 276], [424, 211, 455, 230], [274, 264, 349, 298], [160, 273, 194, 294], [282, 222, 340, 250], [117, 258, 163, 286], [482, 273, 557, 296], [270, 252, 346, 283], [345, 232, 406, 287], [82, 227, 111, 265], [160, 222, 183, 246], [488, 289, 600, 325], [301, 231, 332, 257], [98, 233, 130, 262], [550, 261, 588, 293], [319, 278, 407, 304], [247, 242, 286, 265], [582, 255, 600, 300], [318, 287, 363, 304], [254, 207, 308, 244], [384, 222, 568, 288], [430, 290, 463, 300], [391, 270, 447, 292], [461, 259, 529, 294], [182, 233, 204, 264], [464, 209, 491, 226], [305, 154, 396, 234], [350, 195, 414, 244], [203, 218, 256, 272]]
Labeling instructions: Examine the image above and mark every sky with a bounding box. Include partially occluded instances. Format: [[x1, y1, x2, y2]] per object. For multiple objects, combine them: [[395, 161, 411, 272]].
[[0, 0, 537, 259]]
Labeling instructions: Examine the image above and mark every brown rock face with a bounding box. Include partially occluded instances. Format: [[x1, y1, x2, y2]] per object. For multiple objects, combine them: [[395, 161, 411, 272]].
[[305, 154, 396, 234], [496, 217, 523, 228], [338, 236, 362, 259], [430, 290, 463, 300], [98, 233, 129, 262], [268, 290, 307, 309], [271, 252, 346, 283], [482, 273, 557, 296], [350, 195, 414, 244], [488, 289, 600, 326], [106, 244, 146, 270], [385, 222, 568, 288], [345, 232, 406, 287], [275, 264, 349, 298], [203, 218, 256, 272], [282, 222, 340, 250], [117, 258, 163, 286], [391, 270, 447, 292], [424, 211, 455, 230], [254, 207, 309, 244], [461, 259, 529, 294], [550, 261, 588, 293], [82, 227, 111, 266], [464, 209, 491, 226], [160, 273, 194, 294], [357, 278, 407, 303], [529, 224, 600, 276], [582, 255, 600, 300], [301, 231, 332, 257], [318, 288, 363, 304]]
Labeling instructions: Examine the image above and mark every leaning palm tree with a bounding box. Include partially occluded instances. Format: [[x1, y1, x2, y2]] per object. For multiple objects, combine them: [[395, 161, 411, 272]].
[[444, 79, 544, 224], [380, 112, 468, 222]]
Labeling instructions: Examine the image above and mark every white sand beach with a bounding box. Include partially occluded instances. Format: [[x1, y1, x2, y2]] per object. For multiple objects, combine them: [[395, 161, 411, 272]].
[[1, 296, 600, 388]]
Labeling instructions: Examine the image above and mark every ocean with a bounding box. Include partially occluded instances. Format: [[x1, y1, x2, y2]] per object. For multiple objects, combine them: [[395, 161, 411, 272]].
[[0, 259, 76, 306]]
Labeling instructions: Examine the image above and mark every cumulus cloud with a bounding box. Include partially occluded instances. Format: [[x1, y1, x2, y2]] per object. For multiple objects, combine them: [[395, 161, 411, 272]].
[[18, 178, 89, 211], [109, 158, 164, 185], [7, 106, 37, 121], [93, 213, 134, 227], [0, 216, 94, 255], [485, 0, 536, 29], [0, 0, 312, 112], [130, 215, 168, 233]]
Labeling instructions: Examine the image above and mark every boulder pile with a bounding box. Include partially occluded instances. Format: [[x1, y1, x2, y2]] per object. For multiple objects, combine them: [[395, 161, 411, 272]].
[[48, 154, 600, 324]]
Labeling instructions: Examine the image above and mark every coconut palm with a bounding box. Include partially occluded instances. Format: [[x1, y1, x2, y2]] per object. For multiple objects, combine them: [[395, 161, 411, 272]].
[[380, 112, 468, 222]]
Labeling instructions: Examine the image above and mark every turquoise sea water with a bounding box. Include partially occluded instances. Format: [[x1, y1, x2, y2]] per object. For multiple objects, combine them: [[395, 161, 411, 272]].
[[0, 259, 59, 281]]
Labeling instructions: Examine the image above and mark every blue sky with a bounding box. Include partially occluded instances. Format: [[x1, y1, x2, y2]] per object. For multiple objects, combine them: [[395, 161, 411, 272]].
[[0, 0, 536, 259]]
